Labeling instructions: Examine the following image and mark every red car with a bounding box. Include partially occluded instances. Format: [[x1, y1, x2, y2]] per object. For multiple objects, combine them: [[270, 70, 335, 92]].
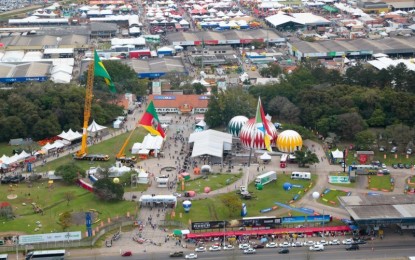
[[121, 251, 132, 257]]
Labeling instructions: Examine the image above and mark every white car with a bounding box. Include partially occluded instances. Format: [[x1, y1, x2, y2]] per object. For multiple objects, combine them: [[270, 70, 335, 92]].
[[195, 246, 206, 252], [319, 240, 328, 246], [243, 248, 256, 254], [223, 245, 234, 250], [342, 239, 353, 245], [309, 244, 324, 251], [209, 246, 221, 251], [172, 192, 182, 197], [265, 242, 278, 248], [185, 253, 198, 259], [329, 239, 340, 245], [292, 241, 303, 247], [304, 241, 315, 246], [279, 242, 291, 248], [239, 243, 250, 250]]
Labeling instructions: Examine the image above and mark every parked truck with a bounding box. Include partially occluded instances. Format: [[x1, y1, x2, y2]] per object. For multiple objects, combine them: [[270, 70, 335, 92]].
[[255, 171, 277, 186]]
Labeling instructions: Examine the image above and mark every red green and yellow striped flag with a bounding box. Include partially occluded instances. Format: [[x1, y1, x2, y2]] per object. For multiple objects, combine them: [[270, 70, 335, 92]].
[[139, 101, 166, 138], [94, 50, 116, 93]]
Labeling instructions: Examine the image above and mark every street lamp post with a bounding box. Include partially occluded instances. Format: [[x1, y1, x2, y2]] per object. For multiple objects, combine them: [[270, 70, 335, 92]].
[[223, 221, 226, 247]]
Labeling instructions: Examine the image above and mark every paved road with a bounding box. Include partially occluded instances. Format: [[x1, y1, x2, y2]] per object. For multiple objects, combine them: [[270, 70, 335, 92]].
[[67, 237, 415, 260]]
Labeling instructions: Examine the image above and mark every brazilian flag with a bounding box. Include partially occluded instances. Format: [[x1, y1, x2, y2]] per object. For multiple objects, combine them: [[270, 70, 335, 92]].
[[94, 50, 116, 93]]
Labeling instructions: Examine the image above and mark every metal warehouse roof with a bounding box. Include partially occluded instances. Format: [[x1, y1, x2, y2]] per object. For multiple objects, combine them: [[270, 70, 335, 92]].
[[339, 195, 415, 224]]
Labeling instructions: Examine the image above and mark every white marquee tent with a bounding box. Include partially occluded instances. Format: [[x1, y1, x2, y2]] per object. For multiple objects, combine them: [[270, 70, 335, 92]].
[[58, 129, 83, 142], [87, 120, 107, 133], [188, 129, 232, 159]]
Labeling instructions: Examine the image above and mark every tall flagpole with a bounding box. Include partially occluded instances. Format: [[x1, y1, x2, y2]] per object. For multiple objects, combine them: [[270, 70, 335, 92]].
[[243, 98, 260, 190]]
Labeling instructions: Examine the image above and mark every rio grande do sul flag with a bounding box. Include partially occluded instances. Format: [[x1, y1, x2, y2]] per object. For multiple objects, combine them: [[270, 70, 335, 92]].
[[139, 101, 166, 138], [255, 97, 272, 152]]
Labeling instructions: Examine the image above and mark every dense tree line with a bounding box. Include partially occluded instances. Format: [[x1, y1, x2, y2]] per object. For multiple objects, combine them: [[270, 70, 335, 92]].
[[206, 60, 415, 147], [0, 83, 123, 142]]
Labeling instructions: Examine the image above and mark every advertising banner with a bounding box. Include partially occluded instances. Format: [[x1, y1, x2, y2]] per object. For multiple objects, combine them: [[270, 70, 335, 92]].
[[328, 176, 350, 184], [153, 95, 176, 100], [19, 231, 82, 245], [191, 217, 282, 230]]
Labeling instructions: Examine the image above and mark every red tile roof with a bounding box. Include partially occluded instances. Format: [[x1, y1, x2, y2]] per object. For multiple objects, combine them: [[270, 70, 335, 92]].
[[149, 94, 209, 109]]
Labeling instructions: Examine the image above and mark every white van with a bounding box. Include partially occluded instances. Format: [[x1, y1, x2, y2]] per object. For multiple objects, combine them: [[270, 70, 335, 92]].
[[291, 172, 311, 180]]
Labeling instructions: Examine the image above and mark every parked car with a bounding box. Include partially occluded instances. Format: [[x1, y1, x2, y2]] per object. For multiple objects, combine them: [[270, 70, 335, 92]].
[[279, 242, 291, 248], [329, 239, 340, 245], [378, 169, 390, 175], [342, 239, 353, 245], [407, 148, 413, 155], [392, 164, 398, 169], [379, 146, 385, 152], [405, 164, 411, 169], [209, 246, 221, 251], [266, 242, 278, 248], [223, 245, 234, 250], [253, 244, 264, 249], [169, 251, 184, 257], [292, 241, 303, 247], [195, 247, 206, 252], [319, 240, 328, 246], [309, 244, 324, 251], [398, 163, 404, 169], [352, 239, 367, 245], [239, 244, 250, 250], [278, 248, 289, 254], [1, 176, 12, 184], [185, 253, 198, 259], [346, 244, 359, 251], [10, 175, 25, 183], [243, 248, 256, 254], [121, 251, 132, 257], [391, 147, 398, 153], [304, 241, 315, 246]]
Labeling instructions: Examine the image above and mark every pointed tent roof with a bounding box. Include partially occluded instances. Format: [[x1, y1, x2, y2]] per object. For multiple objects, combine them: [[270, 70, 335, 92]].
[[196, 119, 207, 127], [260, 152, 272, 160], [88, 120, 107, 133], [331, 149, 344, 159]]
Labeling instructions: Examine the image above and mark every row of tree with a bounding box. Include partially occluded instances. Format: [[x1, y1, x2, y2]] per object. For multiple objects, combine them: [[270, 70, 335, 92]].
[[206, 61, 415, 147]]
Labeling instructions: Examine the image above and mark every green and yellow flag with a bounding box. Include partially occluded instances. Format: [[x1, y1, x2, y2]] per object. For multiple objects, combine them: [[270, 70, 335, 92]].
[[94, 50, 116, 93]]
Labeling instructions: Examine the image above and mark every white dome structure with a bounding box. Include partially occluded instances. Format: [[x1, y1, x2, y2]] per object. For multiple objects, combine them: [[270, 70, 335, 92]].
[[276, 130, 302, 153], [228, 115, 248, 137], [239, 118, 278, 150]]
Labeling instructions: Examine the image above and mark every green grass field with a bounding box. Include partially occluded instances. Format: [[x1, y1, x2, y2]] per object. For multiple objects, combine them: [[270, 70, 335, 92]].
[[36, 129, 146, 172], [368, 175, 394, 191], [169, 172, 317, 224], [0, 182, 137, 234], [179, 173, 242, 193], [318, 189, 348, 207]]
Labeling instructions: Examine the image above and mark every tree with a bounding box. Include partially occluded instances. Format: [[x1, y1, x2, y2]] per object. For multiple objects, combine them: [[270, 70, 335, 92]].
[[93, 178, 124, 201], [192, 83, 207, 94], [59, 211, 72, 231], [335, 112, 367, 140], [55, 163, 85, 184], [355, 130, 375, 150], [294, 150, 319, 168], [267, 96, 300, 124], [119, 171, 136, 186], [385, 124, 413, 148], [219, 193, 242, 218], [367, 108, 386, 127], [64, 192, 76, 206]]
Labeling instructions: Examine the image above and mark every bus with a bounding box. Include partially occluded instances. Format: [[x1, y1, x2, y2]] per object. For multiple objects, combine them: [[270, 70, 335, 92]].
[[0, 254, 8, 260], [280, 153, 288, 168], [25, 250, 65, 260]]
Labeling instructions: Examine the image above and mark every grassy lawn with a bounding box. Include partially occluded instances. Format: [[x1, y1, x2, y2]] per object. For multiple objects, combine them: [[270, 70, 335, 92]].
[[37, 129, 146, 172], [169, 172, 317, 224], [0, 182, 136, 234], [318, 189, 348, 207], [367, 175, 394, 191], [179, 173, 242, 193]]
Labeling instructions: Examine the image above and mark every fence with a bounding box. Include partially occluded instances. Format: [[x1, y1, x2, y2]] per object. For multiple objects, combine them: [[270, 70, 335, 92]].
[[0, 219, 135, 254]]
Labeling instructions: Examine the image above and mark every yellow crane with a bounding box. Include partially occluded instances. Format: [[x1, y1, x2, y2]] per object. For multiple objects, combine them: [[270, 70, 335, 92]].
[[115, 127, 137, 164], [73, 53, 109, 161]]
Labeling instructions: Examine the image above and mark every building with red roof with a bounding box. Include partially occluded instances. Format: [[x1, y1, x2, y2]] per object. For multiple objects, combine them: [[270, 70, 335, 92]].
[[148, 94, 209, 114]]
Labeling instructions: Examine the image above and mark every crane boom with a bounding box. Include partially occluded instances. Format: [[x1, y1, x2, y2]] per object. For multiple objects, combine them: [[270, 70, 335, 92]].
[[76, 59, 94, 158], [115, 127, 137, 164]]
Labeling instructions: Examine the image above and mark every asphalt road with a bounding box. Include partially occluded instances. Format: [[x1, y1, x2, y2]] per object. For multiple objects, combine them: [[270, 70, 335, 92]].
[[69, 239, 415, 260]]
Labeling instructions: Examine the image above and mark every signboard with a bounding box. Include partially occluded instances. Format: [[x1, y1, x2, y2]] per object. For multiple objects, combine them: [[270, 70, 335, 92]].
[[86, 212, 92, 237], [194, 40, 218, 45], [154, 95, 176, 100], [19, 231, 82, 245], [282, 215, 330, 224], [198, 96, 210, 100], [329, 176, 350, 184], [172, 41, 194, 46], [348, 51, 360, 56], [218, 40, 227, 45], [0, 77, 48, 83], [191, 217, 282, 230], [226, 40, 240, 44]]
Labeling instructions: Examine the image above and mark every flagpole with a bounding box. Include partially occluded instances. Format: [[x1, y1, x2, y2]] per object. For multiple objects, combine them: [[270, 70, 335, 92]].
[[243, 98, 260, 189]]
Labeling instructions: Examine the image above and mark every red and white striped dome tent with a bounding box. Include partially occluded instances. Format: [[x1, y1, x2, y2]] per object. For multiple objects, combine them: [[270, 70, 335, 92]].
[[239, 118, 278, 150]]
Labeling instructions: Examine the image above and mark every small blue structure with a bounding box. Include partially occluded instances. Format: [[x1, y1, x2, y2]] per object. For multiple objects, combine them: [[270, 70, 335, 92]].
[[283, 182, 292, 191]]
